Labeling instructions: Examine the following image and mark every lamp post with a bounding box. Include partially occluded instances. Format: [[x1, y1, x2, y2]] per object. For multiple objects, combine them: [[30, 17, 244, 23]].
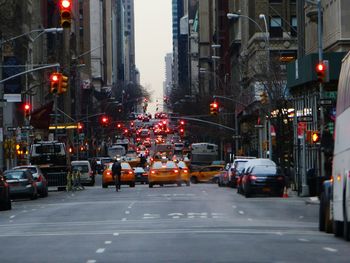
[[227, 12, 273, 160]]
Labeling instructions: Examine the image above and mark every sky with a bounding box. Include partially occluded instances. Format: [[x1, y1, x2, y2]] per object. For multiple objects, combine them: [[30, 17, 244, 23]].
[[134, 0, 172, 113]]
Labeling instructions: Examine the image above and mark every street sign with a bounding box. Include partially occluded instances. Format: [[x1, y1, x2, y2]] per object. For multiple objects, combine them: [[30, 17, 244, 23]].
[[297, 115, 313, 122], [319, 99, 333, 106], [21, 125, 33, 131]]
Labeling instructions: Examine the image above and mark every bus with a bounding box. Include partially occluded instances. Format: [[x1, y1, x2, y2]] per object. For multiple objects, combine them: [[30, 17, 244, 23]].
[[332, 51, 350, 240], [190, 143, 218, 165]]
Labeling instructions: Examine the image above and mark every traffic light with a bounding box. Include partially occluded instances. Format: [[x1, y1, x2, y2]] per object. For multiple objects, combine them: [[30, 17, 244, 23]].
[[311, 131, 320, 144], [50, 72, 60, 94], [59, 0, 72, 29], [24, 103, 31, 118], [58, 74, 69, 94], [77, 122, 83, 133], [260, 91, 268, 104], [210, 101, 219, 115], [117, 123, 122, 129], [315, 60, 330, 83], [100, 116, 109, 126]]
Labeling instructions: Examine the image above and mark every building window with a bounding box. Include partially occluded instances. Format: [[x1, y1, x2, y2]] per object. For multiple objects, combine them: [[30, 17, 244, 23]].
[[269, 0, 282, 3], [270, 17, 283, 38], [291, 16, 297, 37]]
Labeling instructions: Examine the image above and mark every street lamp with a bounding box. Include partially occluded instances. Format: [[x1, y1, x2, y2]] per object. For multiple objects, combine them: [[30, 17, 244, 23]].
[[227, 12, 273, 160]]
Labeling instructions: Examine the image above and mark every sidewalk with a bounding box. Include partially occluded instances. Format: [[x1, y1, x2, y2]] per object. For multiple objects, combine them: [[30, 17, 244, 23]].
[[287, 189, 320, 205]]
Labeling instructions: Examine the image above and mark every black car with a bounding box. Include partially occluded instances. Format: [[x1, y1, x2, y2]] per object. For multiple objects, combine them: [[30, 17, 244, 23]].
[[0, 173, 11, 210], [134, 167, 148, 184], [241, 165, 285, 197], [4, 169, 38, 200]]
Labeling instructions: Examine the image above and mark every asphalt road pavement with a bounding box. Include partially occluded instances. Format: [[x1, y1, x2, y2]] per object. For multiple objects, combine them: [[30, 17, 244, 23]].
[[0, 174, 349, 263]]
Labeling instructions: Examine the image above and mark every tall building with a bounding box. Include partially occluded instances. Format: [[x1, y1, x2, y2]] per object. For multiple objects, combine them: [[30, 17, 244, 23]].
[[123, 0, 136, 84], [163, 53, 173, 98]]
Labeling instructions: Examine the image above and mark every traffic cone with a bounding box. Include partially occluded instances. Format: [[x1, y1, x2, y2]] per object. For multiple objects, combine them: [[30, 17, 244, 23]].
[[282, 186, 289, 198]]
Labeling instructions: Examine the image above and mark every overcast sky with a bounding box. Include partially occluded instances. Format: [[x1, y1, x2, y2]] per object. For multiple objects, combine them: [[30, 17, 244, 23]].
[[134, 0, 172, 113]]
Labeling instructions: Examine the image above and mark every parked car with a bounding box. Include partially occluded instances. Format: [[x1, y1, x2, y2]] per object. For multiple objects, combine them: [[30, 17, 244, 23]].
[[241, 164, 285, 197], [229, 158, 253, 188], [71, 160, 95, 186], [148, 161, 181, 188], [134, 167, 148, 184], [0, 173, 11, 210], [13, 165, 48, 197], [4, 169, 38, 200]]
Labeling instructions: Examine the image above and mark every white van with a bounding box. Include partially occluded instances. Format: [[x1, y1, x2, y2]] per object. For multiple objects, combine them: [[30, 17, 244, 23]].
[[71, 160, 95, 186]]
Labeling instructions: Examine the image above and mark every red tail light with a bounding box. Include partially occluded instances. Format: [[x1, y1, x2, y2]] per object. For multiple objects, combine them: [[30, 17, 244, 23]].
[[183, 169, 188, 173], [107, 171, 111, 176], [151, 170, 156, 174], [249, 175, 257, 181], [128, 171, 133, 174], [174, 169, 179, 173]]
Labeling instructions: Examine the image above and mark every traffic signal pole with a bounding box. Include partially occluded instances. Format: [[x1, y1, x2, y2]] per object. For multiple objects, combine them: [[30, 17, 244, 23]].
[[317, 0, 326, 182]]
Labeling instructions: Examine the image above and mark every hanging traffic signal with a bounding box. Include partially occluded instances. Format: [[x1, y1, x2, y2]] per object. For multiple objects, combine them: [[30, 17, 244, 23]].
[[59, 0, 72, 28], [58, 74, 69, 94], [316, 62, 326, 83], [311, 131, 320, 144], [24, 103, 31, 118], [210, 102, 219, 115], [50, 72, 60, 94], [100, 116, 109, 126], [77, 122, 83, 133]]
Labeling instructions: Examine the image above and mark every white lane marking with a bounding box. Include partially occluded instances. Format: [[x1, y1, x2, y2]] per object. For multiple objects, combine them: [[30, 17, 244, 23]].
[[22, 210, 28, 213], [86, 260, 96, 263], [121, 218, 127, 221], [298, 238, 309, 242], [323, 247, 338, 253], [105, 241, 112, 244], [275, 232, 283, 236], [299, 216, 304, 219], [128, 201, 136, 209], [232, 205, 237, 209], [10, 215, 15, 219], [125, 211, 130, 215], [113, 233, 119, 236], [142, 214, 160, 219], [238, 210, 244, 215], [96, 248, 105, 254], [172, 216, 180, 219], [248, 218, 253, 221], [168, 213, 184, 217], [31, 209, 37, 211]]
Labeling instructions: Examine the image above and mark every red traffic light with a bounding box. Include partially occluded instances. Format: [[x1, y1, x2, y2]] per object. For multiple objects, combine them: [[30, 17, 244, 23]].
[[50, 73, 60, 82], [312, 131, 320, 143], [102, 117, 108, 123], [100, 115, 109, 126], [117, 123, 122, 128], [180, 120, 185, 125], [316, 63, 325, 72], [60, 0, 71, 9], [24, 103, 30, 111]]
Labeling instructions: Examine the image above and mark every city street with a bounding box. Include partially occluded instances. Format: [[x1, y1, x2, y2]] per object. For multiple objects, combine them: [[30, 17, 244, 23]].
[[0, 174, 349, 263]]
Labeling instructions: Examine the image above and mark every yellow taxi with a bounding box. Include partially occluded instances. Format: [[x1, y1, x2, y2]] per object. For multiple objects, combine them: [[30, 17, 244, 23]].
[[102, 162, 136, 188], [190, 165, 224, 184], [148, 161, 182, 188], [177, 161, 190, 186]]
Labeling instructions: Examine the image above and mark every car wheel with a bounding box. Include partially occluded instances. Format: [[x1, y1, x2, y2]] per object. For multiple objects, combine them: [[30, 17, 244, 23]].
[[6, 199, 11, 210], [333, 220, 344, 237], [149, 183, 153, 188], [186, 181, 190, 187], [130, 182, 136, 187], [41, 187, 49, 198], [190, 176, 198, 184], [177, 182, 182, 187], [90, 178, 95, 186], [30, 190, 38, 200], [102, 183, 108, 188]]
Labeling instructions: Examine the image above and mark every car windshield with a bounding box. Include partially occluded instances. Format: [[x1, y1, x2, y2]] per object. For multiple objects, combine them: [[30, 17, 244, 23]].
[[152, 162, 163, 169], [177, 161, 187, 168], [72, 165, 89, 173], [251, 165, 278, 175], [121, 163, 132, 169], [134, 168, 145, 173], [5, 171, 27, 179]]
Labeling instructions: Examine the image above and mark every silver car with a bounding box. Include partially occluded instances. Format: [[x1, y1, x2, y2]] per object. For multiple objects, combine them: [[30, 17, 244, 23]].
[[4, 169, 38, 200], [13, 165, 48, 197]]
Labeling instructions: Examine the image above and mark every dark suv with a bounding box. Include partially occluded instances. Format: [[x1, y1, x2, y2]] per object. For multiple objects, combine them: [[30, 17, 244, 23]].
[[0, 173, 11, 210]]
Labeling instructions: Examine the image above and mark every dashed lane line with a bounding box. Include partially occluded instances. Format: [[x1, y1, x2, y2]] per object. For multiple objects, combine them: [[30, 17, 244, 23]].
[[105, 241, 112, 244], [323, 247, 338, 253], [9, 215, 15, 219], [238, 210, 245, 215], [96, 248, 105, 254], [298, 238, 309, 242], [86, 260, 96, 263], [113, 233, 119, 236], [125, 211, 130, 214]]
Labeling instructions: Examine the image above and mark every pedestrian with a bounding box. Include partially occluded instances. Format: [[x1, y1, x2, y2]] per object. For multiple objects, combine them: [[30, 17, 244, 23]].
[[112, 157, 122, 191]]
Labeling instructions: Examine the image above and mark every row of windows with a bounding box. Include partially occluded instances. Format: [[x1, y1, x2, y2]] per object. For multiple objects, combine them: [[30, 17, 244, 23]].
[[269, 16, 297, 38]]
